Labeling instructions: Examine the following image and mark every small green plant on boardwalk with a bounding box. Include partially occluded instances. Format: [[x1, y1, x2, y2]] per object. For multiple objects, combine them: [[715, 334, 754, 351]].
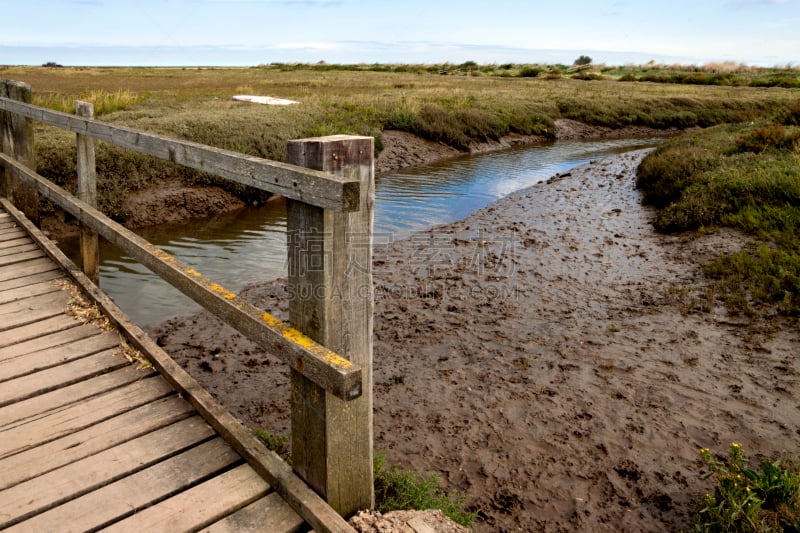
[[373, 451, 476, 527], [694, 443, 800, 532]]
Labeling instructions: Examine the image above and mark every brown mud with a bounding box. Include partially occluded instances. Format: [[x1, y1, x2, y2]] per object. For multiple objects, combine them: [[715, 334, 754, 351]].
[[150, 147, 800, 531]]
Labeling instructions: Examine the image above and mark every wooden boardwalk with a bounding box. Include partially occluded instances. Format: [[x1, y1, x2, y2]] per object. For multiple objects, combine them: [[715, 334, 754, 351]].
[[0, 206, 331, 532]]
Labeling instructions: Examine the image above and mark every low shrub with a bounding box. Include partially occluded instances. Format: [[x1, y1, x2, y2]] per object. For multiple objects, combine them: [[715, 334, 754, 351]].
[[780, 99, 800, 126], [34, 89, 145, 116], [636, 140, 723, 208], [733, 125, 800, 154], [519, 66, 543, 78], [750, 76, 800, 89], [374, 451, 476, 527], [694, 443, 800, 532], [385, 102, 554, 150], [704, 246, 800, 316], [571, 71, 603, 81], [637, 122, 800, 316]]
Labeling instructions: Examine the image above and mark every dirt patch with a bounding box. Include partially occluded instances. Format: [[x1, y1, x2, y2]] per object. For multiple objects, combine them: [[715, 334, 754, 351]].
[[376, 121, 682, 175], [377, 129, 554, 175], [377, 130, 463, 174], [40, 180, 247, 238], [120, 181, 247, 227], [554, 118, 691, 141], [349, 509, 469, 532], [150, 149, 800, 531]]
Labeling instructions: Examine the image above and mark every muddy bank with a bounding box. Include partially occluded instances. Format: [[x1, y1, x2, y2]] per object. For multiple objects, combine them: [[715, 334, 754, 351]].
[[375, 119, 684, 174], [150, 149, 800, 531], [40, 181, 247, 238]]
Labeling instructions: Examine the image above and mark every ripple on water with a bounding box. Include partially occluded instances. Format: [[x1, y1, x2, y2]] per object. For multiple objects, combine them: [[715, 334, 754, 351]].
[[61, 138, 660, 327]]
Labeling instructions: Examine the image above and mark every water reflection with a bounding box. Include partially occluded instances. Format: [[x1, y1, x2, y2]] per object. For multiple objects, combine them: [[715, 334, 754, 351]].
[[61, 137, 658, 327]]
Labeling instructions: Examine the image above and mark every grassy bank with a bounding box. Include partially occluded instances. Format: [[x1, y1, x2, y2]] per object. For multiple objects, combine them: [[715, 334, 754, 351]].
[[637, 101, 800, 318], [1, 64, 798, 221]]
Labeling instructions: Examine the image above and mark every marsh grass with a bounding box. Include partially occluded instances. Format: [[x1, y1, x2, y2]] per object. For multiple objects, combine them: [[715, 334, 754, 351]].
[[34, 88, 145, 115], [694, 443, 800, 532], [253, 428, 290, 459], [2, 64, 796, 222], [637, 107, 800, 317], [373, 451, 476, 527]]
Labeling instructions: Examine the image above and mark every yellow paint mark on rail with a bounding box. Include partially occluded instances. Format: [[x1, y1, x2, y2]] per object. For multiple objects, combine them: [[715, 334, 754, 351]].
[[210, 283, 237, 300], [261, 312, 353, 369], [143, 242, 354, 373]]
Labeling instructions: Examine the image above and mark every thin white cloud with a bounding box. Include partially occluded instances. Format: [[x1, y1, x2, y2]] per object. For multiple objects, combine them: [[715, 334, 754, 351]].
[[726, 0, 787, 7], [275, 42, 341, 50]]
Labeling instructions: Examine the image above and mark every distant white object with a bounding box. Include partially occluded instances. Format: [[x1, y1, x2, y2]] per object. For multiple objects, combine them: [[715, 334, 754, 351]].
[[232, 95, 299, 106]]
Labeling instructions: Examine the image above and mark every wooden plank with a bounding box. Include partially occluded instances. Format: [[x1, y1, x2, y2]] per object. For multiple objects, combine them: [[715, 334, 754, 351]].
[[0, 227, 26, 239], [0, 348, 128, 409], [0, 256, 58, 282], [0, 395, 192, 490], [203, 492, 306, 533], [0, 289, 66, 316], [287, 135, 375, 516], [1, 197, 355, 533], [0, 331, 119, 381], [0, 416, 216, 526], [3, 438, 241, 533], [0, 279, 60, 306], [0, 322, 101, 362], [0, 268, 62, 293], [0, 374, 174, 459], [0, 242, 38, 256], [0, 296, 65, 332], [0, 314, 79, 349], [0, 248, 43, 267], [0, 236, 31, 249], [0, 364, 154, 429], [0, 80, 38, 223], [0, 189, 361, 401], [0, 97, 359, 212], [105, 464, 272, 533]]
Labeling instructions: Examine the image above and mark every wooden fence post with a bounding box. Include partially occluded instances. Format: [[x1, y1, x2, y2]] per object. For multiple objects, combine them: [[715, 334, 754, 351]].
[[0, 80, 37, 223], [75, 100, 99, 284], [286, 135, 374, 517]]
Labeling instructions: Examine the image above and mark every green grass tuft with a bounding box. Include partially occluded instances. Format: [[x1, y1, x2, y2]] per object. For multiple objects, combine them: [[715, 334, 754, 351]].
[[694, 443, 800, 532], [637, 121, 800, 317], [373, 451, 476, 527], [253, 428, 290, 459]]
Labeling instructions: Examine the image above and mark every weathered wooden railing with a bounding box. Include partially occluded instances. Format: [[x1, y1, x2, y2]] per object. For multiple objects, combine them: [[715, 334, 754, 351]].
[[0, 79, 374, 518]]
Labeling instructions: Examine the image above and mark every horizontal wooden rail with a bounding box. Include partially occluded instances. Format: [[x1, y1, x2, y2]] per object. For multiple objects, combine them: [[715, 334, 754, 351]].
[[0, 152, 362, 401], [0, 96, 359, 212]]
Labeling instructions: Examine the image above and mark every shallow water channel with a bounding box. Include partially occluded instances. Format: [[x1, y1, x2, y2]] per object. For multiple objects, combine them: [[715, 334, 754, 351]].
[[61, 138, 659, 327]]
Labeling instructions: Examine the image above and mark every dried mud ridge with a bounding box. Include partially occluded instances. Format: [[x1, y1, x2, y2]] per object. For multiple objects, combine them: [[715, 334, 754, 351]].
[[151, 149, 800, 532]]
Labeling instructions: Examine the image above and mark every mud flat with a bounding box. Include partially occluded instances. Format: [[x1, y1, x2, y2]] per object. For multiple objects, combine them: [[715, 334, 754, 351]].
[[150, 148, 800, 532]]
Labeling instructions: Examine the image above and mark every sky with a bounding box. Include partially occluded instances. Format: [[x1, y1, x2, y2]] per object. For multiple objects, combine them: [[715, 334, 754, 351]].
[[1, 0, 798, 67]]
